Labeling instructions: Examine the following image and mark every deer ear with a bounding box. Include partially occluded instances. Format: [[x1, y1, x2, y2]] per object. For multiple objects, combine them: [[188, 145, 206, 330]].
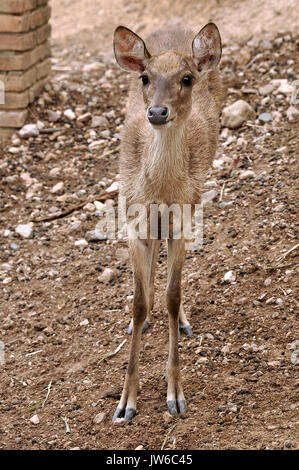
[[192, 23, 222, 72], [114, 26, 151, 73]]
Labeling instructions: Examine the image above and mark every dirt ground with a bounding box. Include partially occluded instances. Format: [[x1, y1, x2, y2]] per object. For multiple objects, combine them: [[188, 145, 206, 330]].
[[0, 0, 298, 450]]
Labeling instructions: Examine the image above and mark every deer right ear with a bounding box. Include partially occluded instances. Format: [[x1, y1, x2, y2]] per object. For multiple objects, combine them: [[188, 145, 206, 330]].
[[113, 26, 151, 73], [192, 23, 222, 73]]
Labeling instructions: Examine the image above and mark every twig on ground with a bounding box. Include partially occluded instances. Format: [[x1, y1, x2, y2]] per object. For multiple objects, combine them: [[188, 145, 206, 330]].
[[161, 423, 178, 450], [61, 416, 70, 434], [33, 189, 118, 222], [98, 339, 127, 364], [41, 380, 52, 409], [276, 243, 298, 264]]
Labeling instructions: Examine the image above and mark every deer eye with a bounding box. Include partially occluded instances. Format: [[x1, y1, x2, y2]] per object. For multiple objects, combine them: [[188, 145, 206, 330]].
[[182, 74, 193, 86], [140, 74, 149, 85]]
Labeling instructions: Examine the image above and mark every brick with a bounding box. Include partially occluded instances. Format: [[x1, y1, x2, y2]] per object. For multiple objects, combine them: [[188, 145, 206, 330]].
[[0, 5, 50, 32], [0, 89, 29, 109], [0, 1, 37, 14], [36, 57, 50, 80], [0, 31, 36, 51], [29, 5, 51, 30], [0, 109, 28, 127], [0, 40, 50, 71], [29, 76, 47, 102], [0, 68, 37, 92], [36, 23, 51, 45], [0, 128, 16, 140]]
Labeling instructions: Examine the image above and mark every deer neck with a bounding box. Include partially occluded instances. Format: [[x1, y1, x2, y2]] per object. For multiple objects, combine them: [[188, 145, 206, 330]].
[[143, 124, 189, 187]]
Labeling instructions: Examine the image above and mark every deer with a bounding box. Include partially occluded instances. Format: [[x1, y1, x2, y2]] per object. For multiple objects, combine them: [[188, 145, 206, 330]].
[[112, 22, 223, 423]]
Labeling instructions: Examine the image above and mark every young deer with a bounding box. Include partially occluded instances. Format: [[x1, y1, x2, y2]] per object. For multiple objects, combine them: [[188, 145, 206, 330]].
[[112, 23, 223, 423]]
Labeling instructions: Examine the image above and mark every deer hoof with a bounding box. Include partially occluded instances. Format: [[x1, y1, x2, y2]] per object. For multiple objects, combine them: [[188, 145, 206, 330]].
[[179, 323, 193, 337], [167, 400, 178, 415], [112, 405, 136, 423], [127, 319, 150, 335]]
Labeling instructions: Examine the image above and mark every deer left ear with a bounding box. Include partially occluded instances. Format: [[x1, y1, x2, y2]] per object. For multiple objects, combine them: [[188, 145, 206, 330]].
[[192, 23, 222, 73]]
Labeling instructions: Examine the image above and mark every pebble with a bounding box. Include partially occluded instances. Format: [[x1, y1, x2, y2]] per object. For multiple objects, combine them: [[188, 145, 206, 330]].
[[223, 270, 236, 283], [91, 116, 108, 128], [286, 106, 299, 121], [201, 189, 217, 206], [74, 239, 88, 247], [30, 414, 40, 425], [51, 182, 64, 194], [239, 170, 256, 180], [83, 202, 95, 212], [258, 112, 273, 123], [80, 319, 89, 326], [98, 268, 116, 283], [135, 445, 144, 450], [106, 181, 119, 193], [19, 124, 39, 138], [47, 110, 61, 122], [258, 83, 277, 95], [77, 112, 91, 123], [264, 278, 272, 286], [15, 223, 33, 239], [93, 412, 105, 424], [64, 109, 76, 120], [221, 100, 255, 129]]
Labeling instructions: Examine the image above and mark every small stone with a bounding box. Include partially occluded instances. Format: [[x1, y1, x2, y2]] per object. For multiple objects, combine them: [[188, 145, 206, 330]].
[[264, 278, 272, 286], [30, 414, 40, 425], [80, 319, 89, 326], [77, 112, 91, 123], [88, 140, 105, 151], [98, 268, 116, 283], [219, 201, 234, 209], [3, 277, 12, 284], [91, 116, 108, 128], [258, 112, 273, 123], [221, 100, 255, 129], [221, 344, 231, 354], [202, 189, 217, 206], [239, 170, 256, 180], [51, 182, 64, 194], [15, 223, 33, 239], [86, 230, 102, 242], [49, 167, 61, 178], [93, 412, 105, 424], [83, 202, 95, 212], [258, 83, 278, 95], [286, 106, 299, 121], [135, 445, 144, 450], [64, 109, 76, 120], [19, 124, 39, 138], [74, 239, 88, 248], [223, 271, 236, 283], [106, 181, 119, 193], [47, 110, 61, 122]]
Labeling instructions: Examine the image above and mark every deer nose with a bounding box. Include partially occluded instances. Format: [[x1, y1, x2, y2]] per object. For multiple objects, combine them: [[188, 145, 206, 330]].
[[147, 106, 169, 125]]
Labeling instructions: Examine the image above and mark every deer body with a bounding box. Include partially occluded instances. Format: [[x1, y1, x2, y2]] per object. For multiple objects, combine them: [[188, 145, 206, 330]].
[[113, 24, 223, 423]]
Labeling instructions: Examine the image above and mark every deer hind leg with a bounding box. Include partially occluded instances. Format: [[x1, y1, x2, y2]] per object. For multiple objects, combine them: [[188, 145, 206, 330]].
[[127, 240, 160, 334], [113, 238, 154, 423], [179, 304, 193, 337], [166, 238, 187, 415]]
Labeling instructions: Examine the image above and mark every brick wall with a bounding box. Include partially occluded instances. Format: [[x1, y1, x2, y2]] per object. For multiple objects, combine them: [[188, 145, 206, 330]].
[[0, 0, 51, 139]]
